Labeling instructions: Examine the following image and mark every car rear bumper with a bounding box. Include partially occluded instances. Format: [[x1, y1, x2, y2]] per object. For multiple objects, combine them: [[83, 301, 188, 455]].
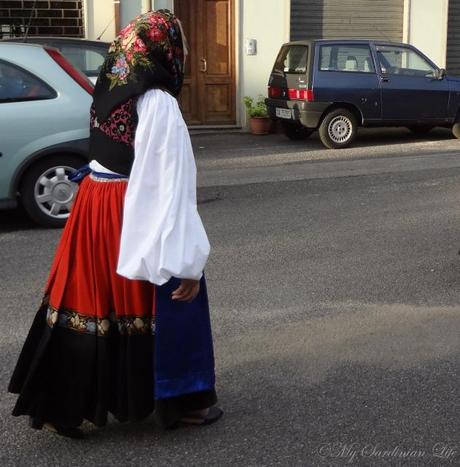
[[0, 199, 17, 209], [265, 98, 330, 128]]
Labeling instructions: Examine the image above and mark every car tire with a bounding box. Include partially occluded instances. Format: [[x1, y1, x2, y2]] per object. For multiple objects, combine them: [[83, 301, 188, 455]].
[[452, 122, 460, 139], [408, 126, 433, 136], [319, 108, 357, 149], [282, 122, 314, 140], [20, 155, 84, 228]]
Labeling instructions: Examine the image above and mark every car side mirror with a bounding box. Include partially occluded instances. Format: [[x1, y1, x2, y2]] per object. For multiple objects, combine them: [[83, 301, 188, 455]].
[[434, 68, 446, 80]]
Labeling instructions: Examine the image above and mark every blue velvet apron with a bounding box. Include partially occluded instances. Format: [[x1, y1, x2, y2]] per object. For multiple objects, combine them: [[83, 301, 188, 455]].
[[154, 276, 216, 400]]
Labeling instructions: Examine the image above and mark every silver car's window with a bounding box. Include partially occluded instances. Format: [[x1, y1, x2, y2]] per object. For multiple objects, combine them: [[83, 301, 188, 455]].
[[0, 60, 56, 103], [57, 45, 107, 77], [376, 46, 436, 77], [319, 44, 375, 73], [274, 45, 308, 74]]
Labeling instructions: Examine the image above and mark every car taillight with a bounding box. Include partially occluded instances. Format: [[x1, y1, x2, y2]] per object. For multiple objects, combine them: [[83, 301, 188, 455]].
[[268, 85, 283, 98], [288, 88, 314, 101], [45, 47, 94, 95]]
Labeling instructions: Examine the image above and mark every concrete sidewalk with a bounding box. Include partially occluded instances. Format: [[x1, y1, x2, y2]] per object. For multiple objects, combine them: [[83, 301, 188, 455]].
[[190, 127, 457, 161], [190, 127, 460, 189]]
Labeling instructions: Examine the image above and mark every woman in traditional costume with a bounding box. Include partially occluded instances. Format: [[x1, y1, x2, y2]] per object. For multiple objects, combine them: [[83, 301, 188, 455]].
[[8, 10, 222, 438]]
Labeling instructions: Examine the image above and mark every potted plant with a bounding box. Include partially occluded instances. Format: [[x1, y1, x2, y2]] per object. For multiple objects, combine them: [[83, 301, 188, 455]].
[[243, 95, 272, 135]]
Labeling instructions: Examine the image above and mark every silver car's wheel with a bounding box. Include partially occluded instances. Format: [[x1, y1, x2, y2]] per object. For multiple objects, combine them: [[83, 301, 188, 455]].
[[328, 115, 353, 144], [319, 108, 358, 149], [20, 155, 84, 228], [34, 166, 78, 219]]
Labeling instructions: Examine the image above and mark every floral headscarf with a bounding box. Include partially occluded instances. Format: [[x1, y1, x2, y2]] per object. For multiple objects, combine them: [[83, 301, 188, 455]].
[[89, 10, 186, 175], [92, 9, 185, 121]]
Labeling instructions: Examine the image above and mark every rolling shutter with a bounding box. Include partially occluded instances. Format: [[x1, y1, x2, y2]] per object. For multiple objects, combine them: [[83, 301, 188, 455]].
[[291, 0, 404, 43], [447, 0, 460, 75]]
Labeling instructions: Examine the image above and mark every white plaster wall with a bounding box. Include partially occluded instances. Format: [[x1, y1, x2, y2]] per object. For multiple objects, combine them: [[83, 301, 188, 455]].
[[154, 0, 174, 10], [121, 0, 143, 28], [84, 0, 117, 41], [406, 0, 449, 67], [240, 0, 290, 126]]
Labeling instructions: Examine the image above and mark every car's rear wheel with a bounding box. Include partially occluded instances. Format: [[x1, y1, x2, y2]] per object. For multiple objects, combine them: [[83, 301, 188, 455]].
[[408, 126, 433, 136], [282, 122, 314, 140], [319, 108, 357, 149], [20, 155, 84, 228], [452, 122, 460, 139]]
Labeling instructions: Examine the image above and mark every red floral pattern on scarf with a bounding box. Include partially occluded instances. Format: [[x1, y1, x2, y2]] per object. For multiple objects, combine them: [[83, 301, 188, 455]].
[[105, 10, 184, 91]]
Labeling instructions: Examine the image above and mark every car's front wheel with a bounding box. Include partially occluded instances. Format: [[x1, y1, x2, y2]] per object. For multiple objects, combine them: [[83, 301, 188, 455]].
[[20, 155, 84, 228], [282, 122, 314, 140], [319, 108, 357, 149], [452, 122, 460, 139]]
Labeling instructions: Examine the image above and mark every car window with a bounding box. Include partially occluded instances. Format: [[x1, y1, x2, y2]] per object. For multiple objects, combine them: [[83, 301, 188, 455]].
[[319, 44, 375, 73], [274, 45, 308, 74], [376, 46, 436, 77], [0, 60, 56, 103], [56, 44, 107, 77]]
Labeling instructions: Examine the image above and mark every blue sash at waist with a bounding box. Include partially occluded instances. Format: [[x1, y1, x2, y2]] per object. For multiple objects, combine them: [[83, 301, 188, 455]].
[[69, 164, 128, 183]]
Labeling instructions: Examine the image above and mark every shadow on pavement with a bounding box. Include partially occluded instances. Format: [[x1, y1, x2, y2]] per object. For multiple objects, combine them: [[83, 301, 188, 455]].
[[0, 208, 40, 233], [2, 353, 457, 465]]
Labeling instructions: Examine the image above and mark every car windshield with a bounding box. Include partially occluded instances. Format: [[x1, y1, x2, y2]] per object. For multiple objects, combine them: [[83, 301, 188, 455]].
[[274, 45, 308, 74]]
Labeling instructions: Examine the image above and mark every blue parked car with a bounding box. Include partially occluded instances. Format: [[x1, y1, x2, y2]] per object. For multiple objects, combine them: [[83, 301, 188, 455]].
[[266, 39, 460, 148], [0, 42, 92, 227]]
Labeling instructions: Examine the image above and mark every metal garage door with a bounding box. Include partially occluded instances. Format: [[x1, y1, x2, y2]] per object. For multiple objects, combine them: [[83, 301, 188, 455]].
[[447, 0, 460, 75], [291, 0, 404, 42]]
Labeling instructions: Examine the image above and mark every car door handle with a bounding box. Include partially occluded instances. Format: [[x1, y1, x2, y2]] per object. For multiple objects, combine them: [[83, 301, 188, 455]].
[[380, 76, 390, 83]]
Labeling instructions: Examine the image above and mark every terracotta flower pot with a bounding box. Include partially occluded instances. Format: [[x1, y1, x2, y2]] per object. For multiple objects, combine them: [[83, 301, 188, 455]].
[[249, 117, 271, 135]]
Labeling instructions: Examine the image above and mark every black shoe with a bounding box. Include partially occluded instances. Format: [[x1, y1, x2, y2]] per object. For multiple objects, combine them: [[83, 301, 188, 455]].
[[179, 406, 224, 426], [30, 417, 84, 439]]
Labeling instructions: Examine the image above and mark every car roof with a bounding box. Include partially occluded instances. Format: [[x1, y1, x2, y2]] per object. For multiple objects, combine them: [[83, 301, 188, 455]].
[[0, 41, 47, 50], [285, 39, 410, 47], [2, 37, 110, 47]]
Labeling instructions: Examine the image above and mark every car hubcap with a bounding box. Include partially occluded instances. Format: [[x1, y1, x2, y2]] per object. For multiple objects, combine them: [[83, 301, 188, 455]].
[[34, 166, 78, 219], [328, 115, 353, 143]]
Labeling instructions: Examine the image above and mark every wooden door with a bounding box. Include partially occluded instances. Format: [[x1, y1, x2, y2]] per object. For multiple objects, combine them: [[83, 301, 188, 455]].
[[175, 0, 236, 125]]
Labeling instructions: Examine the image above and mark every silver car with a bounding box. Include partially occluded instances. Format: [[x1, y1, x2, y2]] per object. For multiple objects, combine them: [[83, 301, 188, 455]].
[[0, 42, 92, 227], [4, 37, 110, 84]]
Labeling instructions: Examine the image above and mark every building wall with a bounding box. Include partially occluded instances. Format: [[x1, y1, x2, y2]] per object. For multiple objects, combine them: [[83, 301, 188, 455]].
[[446, 0, 460, 74], [240, 0, 290, 125], [121, 0, 143, 29], [84, 0, 116, 41], [0, 0, 84, 38], [154, 0, 173, 10], [291, 0, 404, 42], [405, 0, 449, 67], [83, 0, 290, 126]]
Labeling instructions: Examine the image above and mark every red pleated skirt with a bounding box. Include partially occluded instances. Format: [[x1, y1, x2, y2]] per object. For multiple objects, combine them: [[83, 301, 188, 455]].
[[46, 175, 155, 321]]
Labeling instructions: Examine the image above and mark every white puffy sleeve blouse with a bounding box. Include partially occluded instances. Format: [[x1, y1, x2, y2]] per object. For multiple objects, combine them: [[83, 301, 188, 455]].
[[116, 89, 210, 285]]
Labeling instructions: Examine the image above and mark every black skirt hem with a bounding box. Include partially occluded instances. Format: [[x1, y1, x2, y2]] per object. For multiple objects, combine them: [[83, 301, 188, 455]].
[[9, 304, 217, 429]]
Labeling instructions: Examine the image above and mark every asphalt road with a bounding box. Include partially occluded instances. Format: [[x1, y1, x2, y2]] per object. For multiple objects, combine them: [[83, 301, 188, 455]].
[[1, 129, 459, 466]]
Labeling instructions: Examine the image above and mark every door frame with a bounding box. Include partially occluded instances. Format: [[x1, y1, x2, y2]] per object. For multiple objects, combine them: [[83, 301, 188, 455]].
[[173, 0, 241, 128]]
